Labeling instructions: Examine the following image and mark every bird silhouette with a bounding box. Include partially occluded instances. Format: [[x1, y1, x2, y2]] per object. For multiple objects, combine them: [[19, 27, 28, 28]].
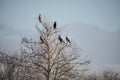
[[39, 14, 42, 22], [66, 36, 71, 43], [40, 36, 44, 43], [53, 21, 57, 29], [58, 35, 64, 43]]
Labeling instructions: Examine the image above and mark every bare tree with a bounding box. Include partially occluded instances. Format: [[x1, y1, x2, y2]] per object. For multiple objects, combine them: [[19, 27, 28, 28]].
[[78, 70, 120, 80], [0, 51, 22, 80], [21, 14, 90, 80]]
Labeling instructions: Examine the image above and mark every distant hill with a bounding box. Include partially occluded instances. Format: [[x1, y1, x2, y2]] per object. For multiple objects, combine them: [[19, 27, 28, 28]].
[[62, 23, 120, 71]]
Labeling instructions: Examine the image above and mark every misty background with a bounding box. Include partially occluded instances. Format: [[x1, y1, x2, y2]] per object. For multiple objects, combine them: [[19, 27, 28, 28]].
[[0, 0, 120, 72]]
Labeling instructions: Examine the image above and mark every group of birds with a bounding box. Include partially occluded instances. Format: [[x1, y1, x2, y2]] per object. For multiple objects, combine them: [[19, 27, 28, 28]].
[[53, 21, 71, 43], [39, 14, 71, 44], [58, 35, 71, 43], [54, 21, 71, 43], [39, 14, 57, 29]]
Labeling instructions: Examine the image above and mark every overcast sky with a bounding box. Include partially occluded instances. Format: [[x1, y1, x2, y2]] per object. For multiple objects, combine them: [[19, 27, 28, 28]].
[[0, 0, 120, 72]]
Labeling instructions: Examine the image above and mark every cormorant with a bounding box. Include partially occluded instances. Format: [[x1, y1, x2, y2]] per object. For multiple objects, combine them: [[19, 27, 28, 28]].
[[40, 36, 44, 43], [39, 14, 42, 22], [58, 35, 64, 43], [53, 21, 57, 29], [66, 36, 71, 43]]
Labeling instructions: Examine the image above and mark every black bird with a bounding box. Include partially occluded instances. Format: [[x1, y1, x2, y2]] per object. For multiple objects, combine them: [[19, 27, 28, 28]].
[[39, 14, 42, 22], [40, 36, 44, 43], [58, 35, 64, 43], [53, 21, 57, 29], [66, 36, 71, 43]]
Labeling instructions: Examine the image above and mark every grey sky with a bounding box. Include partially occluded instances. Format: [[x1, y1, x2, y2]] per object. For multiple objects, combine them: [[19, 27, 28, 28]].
[[0, 0, 120, 71]]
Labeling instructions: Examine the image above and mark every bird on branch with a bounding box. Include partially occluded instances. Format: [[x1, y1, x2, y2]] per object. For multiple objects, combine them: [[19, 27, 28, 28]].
[[58, 35, 64, 43], [40, 36, 44, 43], [66, 36, 71, 43], [53, 21, 57, 29], [39, 14, 42, 23]]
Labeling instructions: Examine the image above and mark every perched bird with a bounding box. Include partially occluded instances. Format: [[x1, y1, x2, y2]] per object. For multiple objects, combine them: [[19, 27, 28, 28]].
[[66, 36, 71, 43], [53, 21, 57, 29], [58, 35, 64, 43], [39, 14, 42, 22], [40, 36, 44, 43]]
